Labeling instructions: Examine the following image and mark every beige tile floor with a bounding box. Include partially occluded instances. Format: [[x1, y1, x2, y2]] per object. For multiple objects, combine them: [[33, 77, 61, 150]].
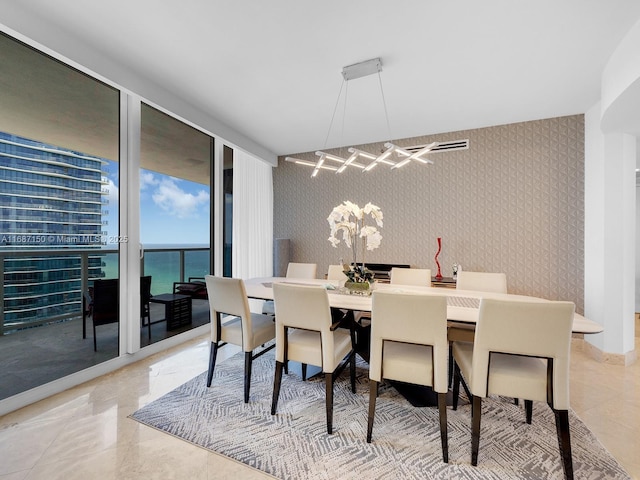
[[0, 335, 638, 480]]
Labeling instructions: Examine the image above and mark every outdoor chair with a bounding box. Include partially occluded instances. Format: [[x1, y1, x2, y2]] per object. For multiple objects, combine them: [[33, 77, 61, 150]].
[[91, 278, 119, 351]]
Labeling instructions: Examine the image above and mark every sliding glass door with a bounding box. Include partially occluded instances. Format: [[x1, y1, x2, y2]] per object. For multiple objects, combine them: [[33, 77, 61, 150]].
[[139, 103, 213, 346], [0, 32, 120, 400], [0, 29, 234, 406]]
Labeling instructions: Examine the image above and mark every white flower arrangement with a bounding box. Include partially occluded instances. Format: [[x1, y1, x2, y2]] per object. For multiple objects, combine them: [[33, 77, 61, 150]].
[[327, 201, 383, 283]]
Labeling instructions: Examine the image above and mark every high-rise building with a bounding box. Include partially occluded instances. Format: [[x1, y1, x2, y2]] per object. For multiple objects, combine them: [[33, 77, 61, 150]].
[[0, 131, 107, 330]]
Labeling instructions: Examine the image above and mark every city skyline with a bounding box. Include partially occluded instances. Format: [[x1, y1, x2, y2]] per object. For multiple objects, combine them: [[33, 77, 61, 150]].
[[0, 131, 212, 330], [0, 132, 211, 250]]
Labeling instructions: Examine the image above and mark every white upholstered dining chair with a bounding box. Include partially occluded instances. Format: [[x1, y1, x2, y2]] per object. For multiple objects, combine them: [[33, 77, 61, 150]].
[[355, 267, 432, 330], [270, 282, 356, 434], [367, 290, 449, 463], [390, 267, 432, 286], [327, 264, 369, 361], [455, 271, 507, 294], [448, 270, 508, 385], [451, 298, 575, 479], [263, 262, 318, 315], [205, 275, 276, 403], [326, 264, 348, 285], [285, 262, 317, 278]]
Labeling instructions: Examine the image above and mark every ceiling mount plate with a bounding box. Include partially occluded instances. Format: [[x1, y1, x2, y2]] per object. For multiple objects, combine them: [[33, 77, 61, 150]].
[[342, 57, 382, 81]]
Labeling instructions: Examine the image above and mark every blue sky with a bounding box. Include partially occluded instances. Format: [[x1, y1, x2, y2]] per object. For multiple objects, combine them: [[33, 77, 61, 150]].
[[105, 160, 210, 246]]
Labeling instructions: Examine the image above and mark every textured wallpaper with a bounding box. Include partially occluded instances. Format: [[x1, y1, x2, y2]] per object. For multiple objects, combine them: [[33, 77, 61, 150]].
[[273, 115, 584, 312]]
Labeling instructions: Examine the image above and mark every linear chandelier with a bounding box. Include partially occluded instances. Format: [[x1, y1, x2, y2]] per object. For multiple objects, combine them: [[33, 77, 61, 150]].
[[285, 57, 438, 177]]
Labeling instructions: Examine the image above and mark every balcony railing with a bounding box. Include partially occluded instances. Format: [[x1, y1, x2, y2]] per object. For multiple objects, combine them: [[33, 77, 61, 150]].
[[0, 246, 210, 335]]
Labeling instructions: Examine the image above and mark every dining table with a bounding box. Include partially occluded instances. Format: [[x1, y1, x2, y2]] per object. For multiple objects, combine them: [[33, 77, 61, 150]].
[[244, 276, 604, 335], [245, 276, 603, 407]]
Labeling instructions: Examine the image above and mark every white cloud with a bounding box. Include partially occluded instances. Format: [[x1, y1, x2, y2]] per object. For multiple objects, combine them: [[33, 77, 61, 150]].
[[104, 177, 119, 238], [106, 177, 119, 205], [152, 177, 209, 219], [140, 171, 159, 190]]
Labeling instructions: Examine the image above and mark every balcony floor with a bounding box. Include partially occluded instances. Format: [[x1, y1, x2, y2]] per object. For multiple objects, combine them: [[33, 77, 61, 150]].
[[0, 299, 211, 400]]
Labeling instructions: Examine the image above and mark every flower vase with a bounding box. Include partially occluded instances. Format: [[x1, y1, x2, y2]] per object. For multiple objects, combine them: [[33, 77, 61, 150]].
[[434, 237, 443, 280], [345, 280, 373, 296]]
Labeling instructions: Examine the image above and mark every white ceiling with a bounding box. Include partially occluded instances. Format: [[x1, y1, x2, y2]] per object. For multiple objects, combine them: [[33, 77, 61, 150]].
[[2, 0, 640, 157]]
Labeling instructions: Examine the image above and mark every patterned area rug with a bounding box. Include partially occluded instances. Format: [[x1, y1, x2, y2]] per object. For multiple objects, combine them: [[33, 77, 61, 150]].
[[130, 351, 629, 480]]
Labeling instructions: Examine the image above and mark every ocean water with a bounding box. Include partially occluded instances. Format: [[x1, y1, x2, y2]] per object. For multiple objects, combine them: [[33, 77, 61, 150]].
[[100, 244, 210, 295]]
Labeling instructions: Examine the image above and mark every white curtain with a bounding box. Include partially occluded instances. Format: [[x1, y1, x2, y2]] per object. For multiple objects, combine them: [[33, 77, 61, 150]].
[[232, 149, 273, 280]]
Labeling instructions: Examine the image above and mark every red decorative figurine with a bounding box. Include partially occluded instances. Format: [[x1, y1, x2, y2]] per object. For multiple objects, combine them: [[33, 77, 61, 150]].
[[434, 237, 443, 280]]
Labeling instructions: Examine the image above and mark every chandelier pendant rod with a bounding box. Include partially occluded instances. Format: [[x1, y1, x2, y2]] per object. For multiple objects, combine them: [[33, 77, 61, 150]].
[[377, 70, 393, 147], [285, 56, 439, 176], [322, 79, 345, 150]]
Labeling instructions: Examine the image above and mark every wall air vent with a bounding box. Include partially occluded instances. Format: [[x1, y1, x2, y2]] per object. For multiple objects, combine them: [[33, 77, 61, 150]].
[[405, 139, 469, 154]]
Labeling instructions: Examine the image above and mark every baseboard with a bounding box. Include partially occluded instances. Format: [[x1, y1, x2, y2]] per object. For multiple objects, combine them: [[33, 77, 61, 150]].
[[577, 337, 638, 366]]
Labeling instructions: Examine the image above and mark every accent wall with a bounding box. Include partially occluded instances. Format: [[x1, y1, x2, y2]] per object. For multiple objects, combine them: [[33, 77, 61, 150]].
[[273, 114, 585, 312]]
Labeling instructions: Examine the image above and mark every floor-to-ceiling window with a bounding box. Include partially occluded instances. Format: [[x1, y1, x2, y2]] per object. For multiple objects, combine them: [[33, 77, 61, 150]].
[[139, 103, 213, 345], [0, 32, 120, 399], [0, 28, 252, 408]]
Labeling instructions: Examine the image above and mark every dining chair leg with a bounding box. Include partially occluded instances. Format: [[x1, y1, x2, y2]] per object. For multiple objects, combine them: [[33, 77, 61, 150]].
[[460, 372, 473, 406], [452, 362, 461, 410], [350, 351, 356, 393], [553, 408, 574, 480], [525, 399, 533, 424], [471, 395, 482, 466], [325, 372, 334, 434], [207, 342, 218, 387], [302, 363, 307, 381], [271, 360, 284, 415], [366, 379, 378, 443], [93, 324, 97, 351], [83, 303, 87, 339], [438, 392, 449, 463], [448, 344, 454, 388], [243, 351, 252, 403]]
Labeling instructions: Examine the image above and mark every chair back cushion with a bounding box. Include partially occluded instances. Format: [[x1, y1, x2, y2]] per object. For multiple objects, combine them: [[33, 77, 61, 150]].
[[472, 298, 575, 409], [370, 291, 448, 391], [326, 264, 348, 283], [272, 282, 336, 366], [140, 276, 152, 315], [205, 276, 253, 349], [286, 262, 317, 279], [92, 278, 119, 326], [456, 271, 507, 293], [390, 268, 431, 286], [174, 281, 207, 299], [140, 276, 152, 300]]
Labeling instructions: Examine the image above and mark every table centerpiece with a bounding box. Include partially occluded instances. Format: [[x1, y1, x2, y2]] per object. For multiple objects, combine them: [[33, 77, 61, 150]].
[[327, 201, 383, 295]]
